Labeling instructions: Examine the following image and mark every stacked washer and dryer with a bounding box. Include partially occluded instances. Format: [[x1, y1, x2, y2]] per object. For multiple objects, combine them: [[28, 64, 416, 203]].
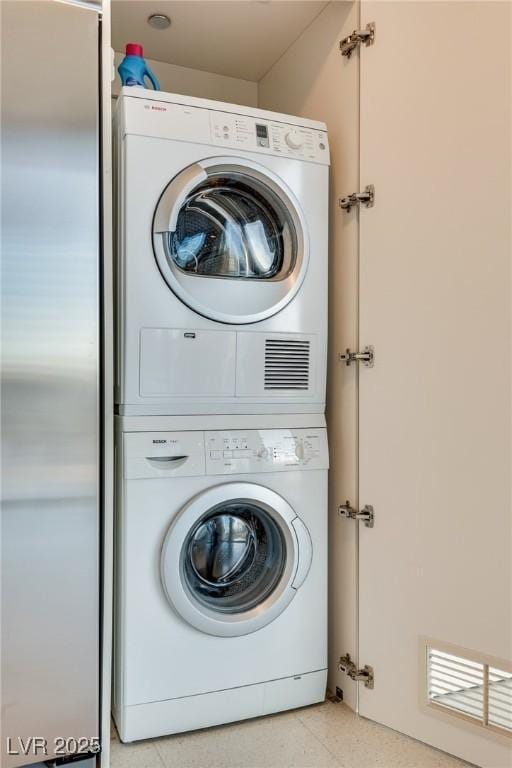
[[113, 87, 330, 742]]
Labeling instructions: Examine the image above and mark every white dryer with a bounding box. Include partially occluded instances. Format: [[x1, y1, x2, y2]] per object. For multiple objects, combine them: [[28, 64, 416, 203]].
[[114, 89, 329, 415], [113, 415, 328, 742]]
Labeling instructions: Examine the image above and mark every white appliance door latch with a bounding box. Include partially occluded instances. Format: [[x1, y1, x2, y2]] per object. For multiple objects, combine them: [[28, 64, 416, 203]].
[[291, 517, 313, 589]]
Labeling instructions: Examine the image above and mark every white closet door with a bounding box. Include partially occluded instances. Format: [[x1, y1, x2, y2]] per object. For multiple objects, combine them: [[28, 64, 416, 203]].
[[358, 3, 511, 766]]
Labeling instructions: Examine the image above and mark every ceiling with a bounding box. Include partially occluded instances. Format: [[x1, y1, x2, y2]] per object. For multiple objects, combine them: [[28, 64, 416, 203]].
[[111, 1, 330, 82]]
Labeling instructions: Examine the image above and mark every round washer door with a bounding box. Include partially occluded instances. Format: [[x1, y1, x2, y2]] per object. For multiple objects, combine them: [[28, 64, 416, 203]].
[[152, 158, 308, 325], [160, 483, 312, 637]]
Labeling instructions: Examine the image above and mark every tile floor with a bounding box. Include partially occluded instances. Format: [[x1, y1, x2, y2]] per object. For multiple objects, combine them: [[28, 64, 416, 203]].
[[111, 700, 472, 768]]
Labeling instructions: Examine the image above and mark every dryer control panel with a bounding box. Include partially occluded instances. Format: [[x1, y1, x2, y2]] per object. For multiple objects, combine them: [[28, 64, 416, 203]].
[[209, 112, 329, 164], [205, 428, 329, 475], [118, 91, 329, 166]]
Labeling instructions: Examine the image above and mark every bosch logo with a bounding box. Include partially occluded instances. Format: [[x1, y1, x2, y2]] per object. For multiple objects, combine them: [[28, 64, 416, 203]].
[[151, 105, 167, 112]]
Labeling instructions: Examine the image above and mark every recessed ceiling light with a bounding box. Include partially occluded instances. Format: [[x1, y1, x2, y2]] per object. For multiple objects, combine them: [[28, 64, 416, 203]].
[[147, 13, 171, 30]]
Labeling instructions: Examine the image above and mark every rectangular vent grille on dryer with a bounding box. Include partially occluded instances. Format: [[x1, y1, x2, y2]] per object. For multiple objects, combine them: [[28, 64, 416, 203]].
[[264, 339, 310, 391]]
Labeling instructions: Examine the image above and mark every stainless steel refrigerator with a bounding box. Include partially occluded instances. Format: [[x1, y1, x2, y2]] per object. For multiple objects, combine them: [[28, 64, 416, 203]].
[[1, 2, 102, 766]]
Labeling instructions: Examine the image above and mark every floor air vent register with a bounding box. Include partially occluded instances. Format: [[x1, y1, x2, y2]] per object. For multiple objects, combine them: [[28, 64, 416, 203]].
[[427, 645, 512, 735]]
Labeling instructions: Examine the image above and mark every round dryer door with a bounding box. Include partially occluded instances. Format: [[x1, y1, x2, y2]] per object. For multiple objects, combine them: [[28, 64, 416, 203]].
[[152, 158, 308, 325], [160, 483, 313, 637]]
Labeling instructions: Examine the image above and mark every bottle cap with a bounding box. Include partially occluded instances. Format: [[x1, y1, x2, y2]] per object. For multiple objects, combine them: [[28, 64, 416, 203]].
[[125, 43, 143, 57]]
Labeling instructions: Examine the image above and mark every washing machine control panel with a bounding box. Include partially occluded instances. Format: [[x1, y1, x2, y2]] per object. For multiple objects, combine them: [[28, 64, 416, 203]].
[[205, 429, 328, 475], [209, 112, 329, 165]]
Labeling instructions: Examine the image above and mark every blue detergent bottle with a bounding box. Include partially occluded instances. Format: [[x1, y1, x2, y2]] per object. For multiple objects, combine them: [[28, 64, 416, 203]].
[[118, 43, 160, 90]]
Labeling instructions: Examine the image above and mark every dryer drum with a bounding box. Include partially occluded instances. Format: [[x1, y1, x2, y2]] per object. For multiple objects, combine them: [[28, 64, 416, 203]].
[[182, 501, 286, 614], [167, 173, 295, 281]]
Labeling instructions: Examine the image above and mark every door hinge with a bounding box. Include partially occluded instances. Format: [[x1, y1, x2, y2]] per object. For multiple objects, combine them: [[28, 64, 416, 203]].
[[340, 22, 375, 58], [339, 501, 375, 528], [339, 653, 374, 689], [339, 185, 375, 212], [338, 345, 374, 367]]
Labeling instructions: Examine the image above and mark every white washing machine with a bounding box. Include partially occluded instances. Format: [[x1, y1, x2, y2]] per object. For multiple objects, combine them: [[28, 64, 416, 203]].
[[113, 414, 328, 742], [114, 89, 329, 416]]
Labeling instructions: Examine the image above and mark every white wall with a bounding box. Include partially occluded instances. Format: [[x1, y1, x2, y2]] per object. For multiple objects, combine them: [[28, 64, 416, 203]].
[[112, 51, 258, 106], [259, 1, 360, 710]]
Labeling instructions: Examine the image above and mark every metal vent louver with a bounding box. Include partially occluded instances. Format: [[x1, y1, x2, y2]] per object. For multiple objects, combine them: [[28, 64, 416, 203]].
[[489, 666, 512, 732], [264, 339, 310, 391], [427, 646, 512, 735]]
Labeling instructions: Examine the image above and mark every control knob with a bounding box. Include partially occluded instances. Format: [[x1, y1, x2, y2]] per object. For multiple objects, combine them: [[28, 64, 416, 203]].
[[294, 442, 305, 461], [284, 129, 303, 150]]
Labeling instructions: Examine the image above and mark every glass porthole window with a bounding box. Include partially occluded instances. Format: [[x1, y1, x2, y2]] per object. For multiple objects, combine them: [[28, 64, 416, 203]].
[[182, 501, 286, 614], [165, 173, 297, 281], [152, 159, 308, 324], [160, 483, 313, 636]]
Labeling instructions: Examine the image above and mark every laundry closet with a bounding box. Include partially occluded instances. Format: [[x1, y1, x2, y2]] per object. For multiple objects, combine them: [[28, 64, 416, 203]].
[[103, 3, 511, 768]]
